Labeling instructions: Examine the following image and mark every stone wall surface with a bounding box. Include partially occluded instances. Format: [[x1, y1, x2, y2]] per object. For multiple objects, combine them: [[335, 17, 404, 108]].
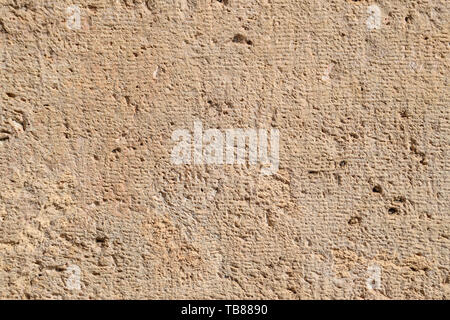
[[0, 0, 448, 299]]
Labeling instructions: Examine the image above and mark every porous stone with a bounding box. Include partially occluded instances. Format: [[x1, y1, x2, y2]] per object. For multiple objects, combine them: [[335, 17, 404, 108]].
[[0, 0, 448, 299]]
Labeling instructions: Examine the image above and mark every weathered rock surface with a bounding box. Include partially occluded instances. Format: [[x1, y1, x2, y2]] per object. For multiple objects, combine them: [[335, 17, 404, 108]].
[[0, 0, 448, 299]]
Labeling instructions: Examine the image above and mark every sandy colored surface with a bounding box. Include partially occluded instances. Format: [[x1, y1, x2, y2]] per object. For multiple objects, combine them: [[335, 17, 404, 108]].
[[0, 0, 448, 299]]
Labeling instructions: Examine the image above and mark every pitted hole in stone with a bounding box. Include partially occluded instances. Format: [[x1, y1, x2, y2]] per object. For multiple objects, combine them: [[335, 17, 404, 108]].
[[348, 217, 361, 225], [96, 236, 107, 244], [388, 207, 399, 215], [233, 34, 245, 43], [372, 185, 382, 194], [232, 34, 252, 46]]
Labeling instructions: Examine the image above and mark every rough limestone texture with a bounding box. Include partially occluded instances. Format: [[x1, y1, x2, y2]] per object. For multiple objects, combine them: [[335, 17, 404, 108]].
[[0, 0, 448, 299]]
